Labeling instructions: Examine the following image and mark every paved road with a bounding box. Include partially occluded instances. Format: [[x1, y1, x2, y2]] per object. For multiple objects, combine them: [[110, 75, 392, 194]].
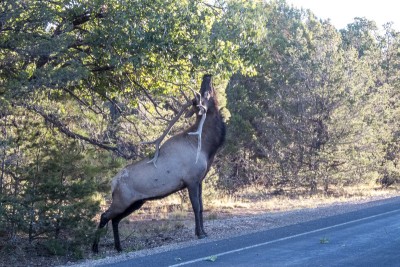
[[101, 197, 400, 267]]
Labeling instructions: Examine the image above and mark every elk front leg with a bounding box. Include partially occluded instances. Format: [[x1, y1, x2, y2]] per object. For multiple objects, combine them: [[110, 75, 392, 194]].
[[188, 183, 206, 239], [198, 183, 207, 237]]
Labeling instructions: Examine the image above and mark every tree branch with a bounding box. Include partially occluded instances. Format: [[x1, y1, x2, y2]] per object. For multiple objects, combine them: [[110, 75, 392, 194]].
[[126, 75, 164, 118], [141, 101, 192, 167], [62, 87, 103, 115], [20, 103, 138, 160]]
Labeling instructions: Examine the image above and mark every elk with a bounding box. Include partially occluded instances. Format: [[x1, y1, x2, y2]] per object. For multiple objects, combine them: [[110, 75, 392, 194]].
[[92, 75, 226, 253]]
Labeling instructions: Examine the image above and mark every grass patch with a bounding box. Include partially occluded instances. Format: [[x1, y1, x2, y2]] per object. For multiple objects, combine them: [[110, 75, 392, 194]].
[[3, 184, 398, 267], [127, 184, 400, 221], [168, 210, 187, 220]]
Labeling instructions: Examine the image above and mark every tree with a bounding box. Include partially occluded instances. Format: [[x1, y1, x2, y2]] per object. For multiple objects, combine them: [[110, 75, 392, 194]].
[[222, 1, 398, 194], [0, 103, 119, 255], [375, 23, 400, 187], [0, 0, 241, 160]]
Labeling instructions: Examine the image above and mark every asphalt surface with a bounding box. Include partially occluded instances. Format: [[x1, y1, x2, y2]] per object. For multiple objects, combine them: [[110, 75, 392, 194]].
[[100, 197, 400, 267]]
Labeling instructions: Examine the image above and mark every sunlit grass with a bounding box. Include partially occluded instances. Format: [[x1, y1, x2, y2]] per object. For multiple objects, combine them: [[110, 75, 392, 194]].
[[123, 183, 400, 221]]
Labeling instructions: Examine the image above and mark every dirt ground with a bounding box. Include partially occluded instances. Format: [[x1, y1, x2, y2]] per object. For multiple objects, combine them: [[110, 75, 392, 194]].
[[2, 186, 400, 267]]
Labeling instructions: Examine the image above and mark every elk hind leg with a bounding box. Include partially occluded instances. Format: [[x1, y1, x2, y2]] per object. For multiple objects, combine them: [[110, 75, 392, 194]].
[[92, 211, 112, 253], [112, 200, 145, 252]]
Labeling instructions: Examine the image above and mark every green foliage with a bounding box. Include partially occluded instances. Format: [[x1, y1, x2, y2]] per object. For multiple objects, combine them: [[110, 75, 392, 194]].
[[0, 105, 120, 253], [221, 0, 400, 194], [0, 0, 245, 162], [1, 0, 400, 262]]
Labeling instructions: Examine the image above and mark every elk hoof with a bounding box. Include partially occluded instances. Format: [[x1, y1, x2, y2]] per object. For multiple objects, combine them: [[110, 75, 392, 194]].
[[92, 244, 99, 254], [197, 233, 207, 239]]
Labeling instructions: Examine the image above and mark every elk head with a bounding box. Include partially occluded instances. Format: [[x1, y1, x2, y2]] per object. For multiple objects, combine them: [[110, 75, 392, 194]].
[[144, 75, 216, 166], [185, 74, 215, 118]]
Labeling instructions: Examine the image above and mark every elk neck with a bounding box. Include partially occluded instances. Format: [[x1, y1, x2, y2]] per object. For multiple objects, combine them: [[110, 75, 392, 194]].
[[187, 105, 226, 160]]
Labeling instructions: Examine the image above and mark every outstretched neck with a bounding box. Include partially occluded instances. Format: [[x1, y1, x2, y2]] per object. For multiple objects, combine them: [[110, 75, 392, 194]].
[[194, 108, 226, 160]]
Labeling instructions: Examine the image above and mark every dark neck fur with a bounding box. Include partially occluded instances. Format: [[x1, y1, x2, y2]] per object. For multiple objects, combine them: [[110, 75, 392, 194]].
[[186, 100, 226, 160]]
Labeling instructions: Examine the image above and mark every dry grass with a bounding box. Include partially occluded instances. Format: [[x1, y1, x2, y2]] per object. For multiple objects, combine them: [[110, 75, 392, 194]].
[[2, 183, 399, 266], [126, 183, 400, 221]]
